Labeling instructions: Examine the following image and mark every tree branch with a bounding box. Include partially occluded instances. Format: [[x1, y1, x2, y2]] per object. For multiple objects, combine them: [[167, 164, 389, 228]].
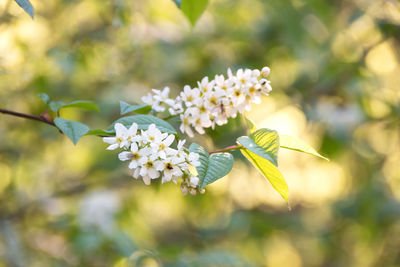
[[0, 108, 56, 127]]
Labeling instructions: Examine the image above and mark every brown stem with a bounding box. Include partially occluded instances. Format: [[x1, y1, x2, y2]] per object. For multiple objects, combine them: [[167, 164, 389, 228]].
[[0, 108, 56, 127], [209, 144, 240, 154]]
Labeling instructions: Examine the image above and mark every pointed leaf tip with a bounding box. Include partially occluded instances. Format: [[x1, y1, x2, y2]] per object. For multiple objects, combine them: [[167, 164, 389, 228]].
[[240, 148, 289, 203], [54, 118, 90, 145], [180, 0, 208, 26], [279, 134, 329, 161], [14, 0, 34, 19]]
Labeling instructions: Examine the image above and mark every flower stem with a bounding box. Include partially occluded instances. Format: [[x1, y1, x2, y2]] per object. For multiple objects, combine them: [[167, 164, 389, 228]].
[[209, 144, 241, 154]]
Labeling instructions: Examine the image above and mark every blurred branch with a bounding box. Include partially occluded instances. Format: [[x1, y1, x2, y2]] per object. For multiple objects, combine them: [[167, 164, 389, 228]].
[[209, 145, 240, 154], [0, 108, 56, 127]]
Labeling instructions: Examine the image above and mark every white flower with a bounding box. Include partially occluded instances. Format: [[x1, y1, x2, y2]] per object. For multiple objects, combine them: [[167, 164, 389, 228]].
[[189, 176, 200, 188], [197, 76, 214, 95], [141, 93, 154, 106], [108, 66, 274, 193], [214, 74, 233, 92], [235, 68, 257, 87], [139, 154, 161, 184], [141, 124, 167, 145], [179, 114, 194, 137], [150, 134, 176, 159], [261, 66, 270, 77], [138, 66, 272, 137], [142, 87, 174, 112], [188, 152, 200, 167], [177, 139, 186, 150], [156, 156, 184, 184], [118, 143, 151, 169], [152, 87, 175, 107], [103, 123, 132, 150], [180, 85, 201, 107], [168, 99, 184, 115]]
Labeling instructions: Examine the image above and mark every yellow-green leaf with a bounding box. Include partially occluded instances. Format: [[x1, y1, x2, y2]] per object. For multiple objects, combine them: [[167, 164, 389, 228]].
[[240, 148, 289, 203], [280, 134, 329, 161], [244, 117, 257, 133], [180, 0, 208, 26]]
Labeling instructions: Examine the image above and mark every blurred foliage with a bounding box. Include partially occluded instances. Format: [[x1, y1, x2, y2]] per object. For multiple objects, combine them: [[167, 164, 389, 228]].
[[1, 0, 400, 266]]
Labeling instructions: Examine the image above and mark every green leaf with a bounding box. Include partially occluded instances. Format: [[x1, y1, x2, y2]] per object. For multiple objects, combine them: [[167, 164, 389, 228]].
[[107, 115, 177, 134], [240, 148, 289, 203], [236, 128, 279, 166], [85, 129, 114, 137], [180, 0, 208, 26], [54, 118, 90, 145], [14, 0, 34, 19], [189, 143, 210, 179], [203, 153, 234, 188], [244, 117, 257, 133], [120, 101, 151, 115], [38, 93, 50, 105], [172, 0, 182, 7], [189, 143, 234, 188], [280, 134, 329, 161], [49, 100, 99, 112], [59, 100, 99, 112], [250, 128, 280, 165], [49, 101, 65, 112]]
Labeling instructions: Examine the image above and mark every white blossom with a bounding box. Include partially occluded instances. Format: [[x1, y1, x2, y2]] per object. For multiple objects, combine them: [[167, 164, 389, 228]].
[[103, 123, 135, 150], [104, 123, 201, 192], [138, 66, 272, 137]]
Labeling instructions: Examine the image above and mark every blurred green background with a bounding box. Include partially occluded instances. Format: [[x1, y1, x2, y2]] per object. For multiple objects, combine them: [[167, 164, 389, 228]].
[[1, 0, 400, 266]]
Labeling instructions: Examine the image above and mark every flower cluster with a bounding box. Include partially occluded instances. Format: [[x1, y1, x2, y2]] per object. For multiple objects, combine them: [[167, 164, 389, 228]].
[[103, 123, 204, 194], [141, 66, 272, 137]]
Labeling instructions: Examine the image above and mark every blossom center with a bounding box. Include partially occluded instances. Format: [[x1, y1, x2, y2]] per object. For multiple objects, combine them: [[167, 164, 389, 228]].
[[146, 161, 154, 168], [166, 163, 173, 170]]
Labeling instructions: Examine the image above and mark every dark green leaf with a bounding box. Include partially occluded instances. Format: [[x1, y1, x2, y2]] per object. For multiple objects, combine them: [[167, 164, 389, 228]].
[[202, 153, 234, 188], [189, 143, 234, 188], [240, 148, 289, 203], [14, 0, 34, 19], [120, 101, 151, 115], [181, 0, 208, 26], [54, 118, 90, 145], [107, 115, 177, 134], [38, 93, 50, 105], [189, 143, 209, 179], [85, 129, 114, 137]]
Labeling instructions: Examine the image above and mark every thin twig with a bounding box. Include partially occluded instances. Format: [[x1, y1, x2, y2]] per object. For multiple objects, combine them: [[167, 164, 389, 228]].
[[0, 108, 56, 127], [209, 145, 240, 154]]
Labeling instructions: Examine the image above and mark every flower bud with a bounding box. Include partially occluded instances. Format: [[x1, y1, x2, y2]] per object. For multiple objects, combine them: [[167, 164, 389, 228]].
[[261, 67, 270, 77], [199, 188, 206, 194], [189, 176, 200, 188], [252, 69, 260, 77], [189, 188, 197, 195], [180, 184, 188, 195]]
